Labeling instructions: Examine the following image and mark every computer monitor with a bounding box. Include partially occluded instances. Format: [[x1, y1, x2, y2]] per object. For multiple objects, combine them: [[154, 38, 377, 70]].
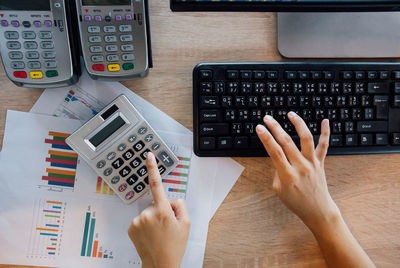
[[170, 1, 400, 58]]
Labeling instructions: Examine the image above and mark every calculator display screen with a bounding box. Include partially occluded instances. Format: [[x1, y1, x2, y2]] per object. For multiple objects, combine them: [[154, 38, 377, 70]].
[[0, 0, 51, 10], [89, 116, 126, 148], [82, 0, 131, 5]]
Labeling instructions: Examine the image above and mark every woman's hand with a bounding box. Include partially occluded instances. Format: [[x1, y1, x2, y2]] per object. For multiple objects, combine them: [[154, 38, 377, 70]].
[[128, 152, 190, 268]]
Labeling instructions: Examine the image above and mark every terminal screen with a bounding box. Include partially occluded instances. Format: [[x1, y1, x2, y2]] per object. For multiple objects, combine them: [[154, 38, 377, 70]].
[[0, 0, 50, 10]]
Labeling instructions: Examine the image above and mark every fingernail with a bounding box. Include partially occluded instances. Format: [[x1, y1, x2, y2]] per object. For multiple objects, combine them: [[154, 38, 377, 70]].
[[264, 115, 273, 121], [288, 111, 296, 118], [256, 124, 266, 134], [147, 152, 154, 160]]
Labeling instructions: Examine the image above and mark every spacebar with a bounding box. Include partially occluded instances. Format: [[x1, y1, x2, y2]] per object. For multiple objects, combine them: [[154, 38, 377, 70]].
[[357, 121, 388, 133]]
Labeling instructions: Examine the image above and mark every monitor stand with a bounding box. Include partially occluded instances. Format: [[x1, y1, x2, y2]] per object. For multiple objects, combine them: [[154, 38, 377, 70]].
[[277, 12, 400, 58]]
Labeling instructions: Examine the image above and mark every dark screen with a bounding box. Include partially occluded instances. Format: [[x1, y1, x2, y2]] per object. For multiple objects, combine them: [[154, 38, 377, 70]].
[[89, 116, 126, 148], [0, 0, 50, 11], [82, 0, 131, 5]]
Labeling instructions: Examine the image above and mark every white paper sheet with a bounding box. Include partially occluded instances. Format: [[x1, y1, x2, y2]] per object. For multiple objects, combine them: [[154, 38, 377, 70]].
[[30, 72, 245, 219], [0, 111, 216, 267]]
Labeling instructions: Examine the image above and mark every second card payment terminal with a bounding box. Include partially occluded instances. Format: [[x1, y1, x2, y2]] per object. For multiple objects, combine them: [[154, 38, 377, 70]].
[[0, 0, 81, 88], [75, 0, 151, 80]]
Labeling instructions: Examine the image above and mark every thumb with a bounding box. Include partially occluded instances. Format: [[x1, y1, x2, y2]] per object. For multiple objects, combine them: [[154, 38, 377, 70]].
[[169, 199, 190, 224], [272, 171, 281, 194]]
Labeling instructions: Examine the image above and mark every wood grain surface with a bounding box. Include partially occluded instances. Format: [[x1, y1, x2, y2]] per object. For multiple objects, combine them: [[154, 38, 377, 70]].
[[0, 0, 399, 267]]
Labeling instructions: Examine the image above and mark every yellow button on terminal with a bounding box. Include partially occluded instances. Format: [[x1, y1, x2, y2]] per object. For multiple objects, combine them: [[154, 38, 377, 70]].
[[108, 64, 120, 72], [30, 71, 43, 79]]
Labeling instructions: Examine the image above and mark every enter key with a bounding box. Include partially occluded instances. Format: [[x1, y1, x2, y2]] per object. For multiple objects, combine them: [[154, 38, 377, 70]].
[[374, 95, 389, 120]]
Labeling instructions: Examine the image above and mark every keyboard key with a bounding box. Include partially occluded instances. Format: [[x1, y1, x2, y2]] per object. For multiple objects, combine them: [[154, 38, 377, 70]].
[[285, 71, 296, 79], [266, 71, 278, 79], [357, 121, 388, 133], [253, 71, 265, 79], [374, 95, 389, 120], [240, 70, 251, 79], [330, 135, 343, 147], [200, 110, 221, 122], [200, 96, 219, 108], [130, 157, 142, 168], [227, 70, 238, 79], [218, 137, 232, 149], [360, 134, 373, 146], [234, 136, 248, 148], [200, 123, 229, 136], [200, 137, 215, 150], [157, 151, 175, 167], [392, 133, 400, 145], [137, 166, 148, 177], [367, 82, 389, 94], [342, 71, 353, 79], [119, 166, 132, 177], [134, 182, 146, 193], [376, 133, 388, 145], [345, 134, 357, 146]]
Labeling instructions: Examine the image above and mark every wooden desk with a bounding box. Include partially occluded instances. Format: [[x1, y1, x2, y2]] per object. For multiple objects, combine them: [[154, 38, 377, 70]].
[[0, 1, 399, 267]]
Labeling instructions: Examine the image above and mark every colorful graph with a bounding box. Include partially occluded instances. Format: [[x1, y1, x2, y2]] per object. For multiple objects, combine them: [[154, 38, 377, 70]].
[[163, 156, 191, 199], [96, 177, 114, 195], [81, 206, 114, 259], [53, 86, 106, 123], [41, 131, 77, 191], [27, 200, 66, 258]]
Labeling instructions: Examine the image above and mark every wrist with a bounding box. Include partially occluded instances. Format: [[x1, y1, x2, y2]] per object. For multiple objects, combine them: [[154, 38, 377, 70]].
[[308, 205, 344, 239]]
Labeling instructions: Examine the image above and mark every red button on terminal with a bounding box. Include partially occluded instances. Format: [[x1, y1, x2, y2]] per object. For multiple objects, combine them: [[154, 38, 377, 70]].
[[92, 64, 105, 71], [13, 71, 27, 78]]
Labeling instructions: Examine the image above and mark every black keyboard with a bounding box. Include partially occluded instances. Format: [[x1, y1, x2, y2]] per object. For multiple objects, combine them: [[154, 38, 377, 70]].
[[193, 62, 400, 157]]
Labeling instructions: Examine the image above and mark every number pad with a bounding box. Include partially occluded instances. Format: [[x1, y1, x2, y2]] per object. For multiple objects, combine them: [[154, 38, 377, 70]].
[[130, 157, 142, 168], [133, 182, 146, 193], [122, 149, 135, 160], [24, 41, 38, 49], [112, 158, 124, 169], [133, 141, 145, 152], [126, 174, 138, 185], [137, 166, 147, 177], [104, 35, 117, 43], [119, 166, 132, 177]]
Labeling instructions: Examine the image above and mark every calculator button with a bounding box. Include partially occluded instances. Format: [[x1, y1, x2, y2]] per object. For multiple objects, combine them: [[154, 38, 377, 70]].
[[125, 14, 133, 20], [46, 70, 58, 78], [151, 142, 161, 150], [121, 44, 134, 51], [130, 157, 142, 168], [92, 64, 105, 71], [22, 21, 31, 28], [123, 63, 134, 70], [137, 166, 148, 177], [106, 54, 119, 62], [111, 176, 120, 184], [112, 158, 124, 169], [119, 166, 131, 177], [118, 143, 127, 151], [126, 174, 138, 185], [44, 20, 52, 27], [158, 151, 174, 167], [1, 20, 9, 27], [105, 15, 112, 22], [104, 25, 116, 33], [9, 51, 23, 60], [120, 34, 133, 42], [107, 152, 116, 160], [119, 25, 132, 32], [133, 141, 145, 152], [4, 31, 19, 39], [88, 35, 101, 43], [13, 71, 27, 78], [11, 20, 19, 27], [7, 41, 21, 49], [25, 51, 40, 59], [87, 26, 100, 33], [122, 54, 135, 61], [140, 149, 150, 160], [84, 15, 92, 21], [105, 45, 118, 52], [91, 55, 104, 62], [96, 160, 106, 168], [44, 61, 57, 68], [138, 127, 147, 135], [144, 177, 149, 184], [95, 15, 102, 22], [118, 183, 127, 192], [40, 41, 54, 49], [103, 167, 113, 176], [33, 21, 41, 27], [30, 71, 43, 79], [134, 182, 146, 193], [11, 61, 25, 69], [39, 31, 52, 39], [24, 41, 38, 49], [125, 191, 134, 200], [90, 46, 103, 53], [123, 149, 135, 160], [108, 64, 120, 72], [115, 15, 122, 21], [128, 135, 137, 143], [22, 31, 36, 39], [104, 35, 117, 43], [144, 134, 154, 142], [158, 165, 166, 175], [42, 51, 56, 59], [28, 61, 41, 69]]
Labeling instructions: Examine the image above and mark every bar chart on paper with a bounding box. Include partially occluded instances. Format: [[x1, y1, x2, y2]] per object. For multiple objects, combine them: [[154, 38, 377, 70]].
[[27, 199, 66, 258], [81, 205, 114, 260], [53, 87, 106, 123], [40, 131, 77, 192], [96, 177, 115, 196], [163, 144, 192, 200]]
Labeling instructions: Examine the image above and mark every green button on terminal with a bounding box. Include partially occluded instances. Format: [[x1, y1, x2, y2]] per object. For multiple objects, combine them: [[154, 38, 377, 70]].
[[46, 70, 59, 78], [123, 63, 134, 70]]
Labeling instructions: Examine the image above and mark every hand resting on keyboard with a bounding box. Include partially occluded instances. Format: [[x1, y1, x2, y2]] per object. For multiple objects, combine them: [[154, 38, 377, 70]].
[[256, 112, 375, 268]]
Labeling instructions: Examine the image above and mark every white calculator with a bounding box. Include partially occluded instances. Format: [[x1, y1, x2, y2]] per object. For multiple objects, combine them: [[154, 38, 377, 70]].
[[66, 95, 178, 204]]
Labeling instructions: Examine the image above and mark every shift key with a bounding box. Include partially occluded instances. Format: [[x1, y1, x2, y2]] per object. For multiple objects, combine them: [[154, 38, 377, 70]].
[[357, 121, 388, 132], [200, 123, 229, 135]]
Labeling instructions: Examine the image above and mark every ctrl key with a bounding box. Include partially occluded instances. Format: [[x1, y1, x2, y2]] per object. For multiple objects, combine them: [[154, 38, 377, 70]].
[[199, 137, 215, 150]]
